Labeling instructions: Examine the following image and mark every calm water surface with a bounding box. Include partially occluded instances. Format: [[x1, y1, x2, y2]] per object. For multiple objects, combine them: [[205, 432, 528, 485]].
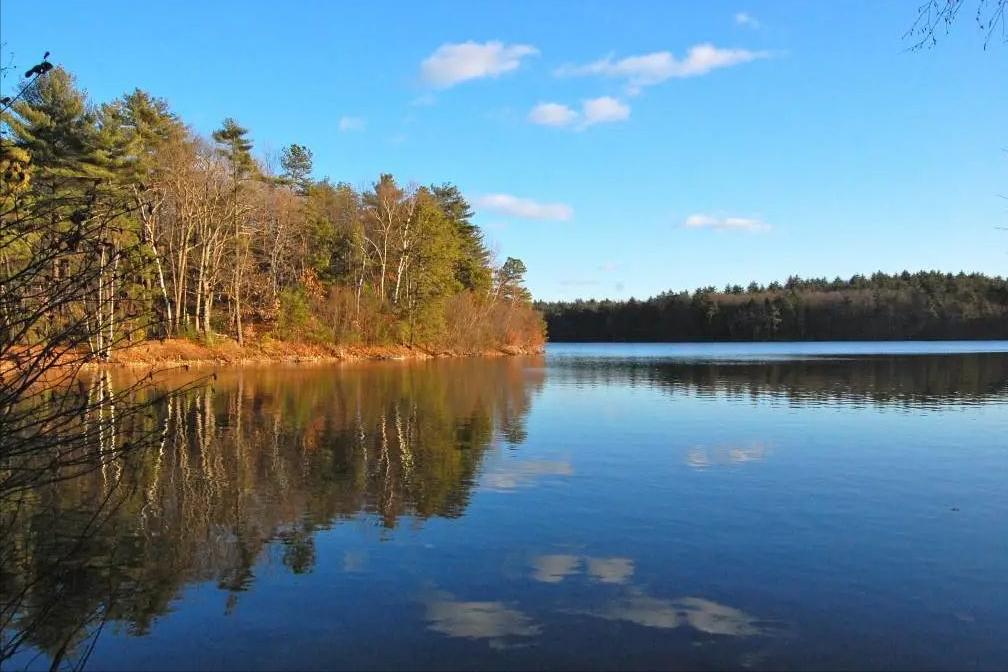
[[6, 342, 1008, 670]]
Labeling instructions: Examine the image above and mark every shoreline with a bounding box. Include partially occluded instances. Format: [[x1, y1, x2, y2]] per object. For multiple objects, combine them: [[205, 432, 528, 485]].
[[82, 338, 545, 369]]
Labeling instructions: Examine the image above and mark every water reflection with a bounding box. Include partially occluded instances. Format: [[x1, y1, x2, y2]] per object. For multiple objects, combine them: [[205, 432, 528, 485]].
[[481, 460, 573, 491], [527, 551, 775, 639], [4, 347, 1008, 670], [530, 555, 635, 585], [550, 351, 1008, 407], [530, 554, 581, 584], [585, 557, 635, 585], [583, 592, 776, 637], [1, 358, 544, 669], [686, 442, 769, 469], [424, 592, 541, 649]]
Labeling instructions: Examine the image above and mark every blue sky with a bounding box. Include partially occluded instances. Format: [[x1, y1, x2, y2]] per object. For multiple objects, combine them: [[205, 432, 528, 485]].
[[2, 0, 1005, 300]]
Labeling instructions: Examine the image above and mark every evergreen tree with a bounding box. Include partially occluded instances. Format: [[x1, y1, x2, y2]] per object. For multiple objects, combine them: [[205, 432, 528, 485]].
[[496, 257, 530, 302], [539, 271, 1008, 342], [212, 117, 255, 179], [432, 183, 491, 294], [3, 67, 112, 185], [212, 118, 255, 344], [280, 143, 313, 194], [404, 189, 462, 342]]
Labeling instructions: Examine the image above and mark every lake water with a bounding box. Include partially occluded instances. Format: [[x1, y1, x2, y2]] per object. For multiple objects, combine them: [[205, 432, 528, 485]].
[[5, 342, 1008, 670]]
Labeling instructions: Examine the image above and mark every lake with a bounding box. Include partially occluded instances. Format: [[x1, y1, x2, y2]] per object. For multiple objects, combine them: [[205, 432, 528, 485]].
[[4, 342, 1008, 670]]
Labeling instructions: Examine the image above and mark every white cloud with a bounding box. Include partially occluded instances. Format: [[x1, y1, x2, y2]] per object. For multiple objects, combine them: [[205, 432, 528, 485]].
[[338, 116, 365, 132], [582, 96, 630, 126], [420, 41, 538, 88], [529, 102, 578, 127], [684, 214, 769, 232], [556, 43, 770, 92], [475, 194, 573, 222], [528, 97, 630, 130], [734, 12, 761, 28]]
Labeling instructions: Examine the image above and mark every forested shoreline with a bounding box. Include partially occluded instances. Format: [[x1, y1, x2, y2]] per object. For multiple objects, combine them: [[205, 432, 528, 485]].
[[539, 272, 1008, 342], [0, 62, 544, 365], [3, 61, 1006, 362]]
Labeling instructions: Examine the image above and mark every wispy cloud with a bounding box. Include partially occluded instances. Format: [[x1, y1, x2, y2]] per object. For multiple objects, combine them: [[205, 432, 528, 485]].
[[556, 44, 770, 93], [476, 194, 574, 222], [684, 214, 769, 232], [529, 102, 579, 127], [420, 41, 538, 88], [528, 96, 630, 130], [734, 12, 761, 29], [338, 116, 366, 132]]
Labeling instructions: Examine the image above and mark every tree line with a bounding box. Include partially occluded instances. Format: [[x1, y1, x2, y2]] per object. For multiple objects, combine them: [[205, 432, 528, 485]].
[[539, 271, 1008, 341], [1, 63, 544, 360]]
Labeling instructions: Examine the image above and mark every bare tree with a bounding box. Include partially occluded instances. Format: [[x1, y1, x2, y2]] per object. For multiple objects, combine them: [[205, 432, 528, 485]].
[[906, 0, 1006, 49], [1, 58, 200, 669]]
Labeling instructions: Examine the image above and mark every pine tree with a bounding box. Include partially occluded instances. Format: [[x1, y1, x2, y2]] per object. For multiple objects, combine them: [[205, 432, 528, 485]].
[[3, 67, 135, 359], [100, 90, 186, 336], [212, 118, 255, 180], [431, 183, 491, 294], [405, 189, 462, 343], [496, 257, 529, 302], [212, 118, 256, 344], [3, 67, 114, 187], [280, 144, 313, 195]]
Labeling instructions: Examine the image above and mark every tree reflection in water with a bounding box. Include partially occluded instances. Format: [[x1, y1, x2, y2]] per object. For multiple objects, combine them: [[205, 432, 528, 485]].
[[549, 352, 1008, 408], [4, 351, 1007, 670], [1, 357, 544, 670]]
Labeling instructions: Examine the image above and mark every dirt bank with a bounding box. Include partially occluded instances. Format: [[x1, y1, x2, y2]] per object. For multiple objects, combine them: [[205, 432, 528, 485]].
[[87, 338, 544, 368]]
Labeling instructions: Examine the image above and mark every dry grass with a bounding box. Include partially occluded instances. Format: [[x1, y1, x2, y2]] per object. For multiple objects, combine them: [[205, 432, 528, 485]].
[[91, 337, 543, 369]]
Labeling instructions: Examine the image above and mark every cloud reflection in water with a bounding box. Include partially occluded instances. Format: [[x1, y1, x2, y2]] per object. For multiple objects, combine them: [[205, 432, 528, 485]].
[[588, 592, 774, 637], [482, 460, 573, 490], [585, 556, 635, 584], [425, 592, 541, 649], [531, 554, 581, 583], [686, 442, 768, 469], [531, 554, 635, 585], [530, 553, 778, 641]]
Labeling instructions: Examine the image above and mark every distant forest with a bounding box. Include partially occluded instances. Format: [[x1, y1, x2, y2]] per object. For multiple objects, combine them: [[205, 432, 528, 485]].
[[538, 272, 1008, 342]]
